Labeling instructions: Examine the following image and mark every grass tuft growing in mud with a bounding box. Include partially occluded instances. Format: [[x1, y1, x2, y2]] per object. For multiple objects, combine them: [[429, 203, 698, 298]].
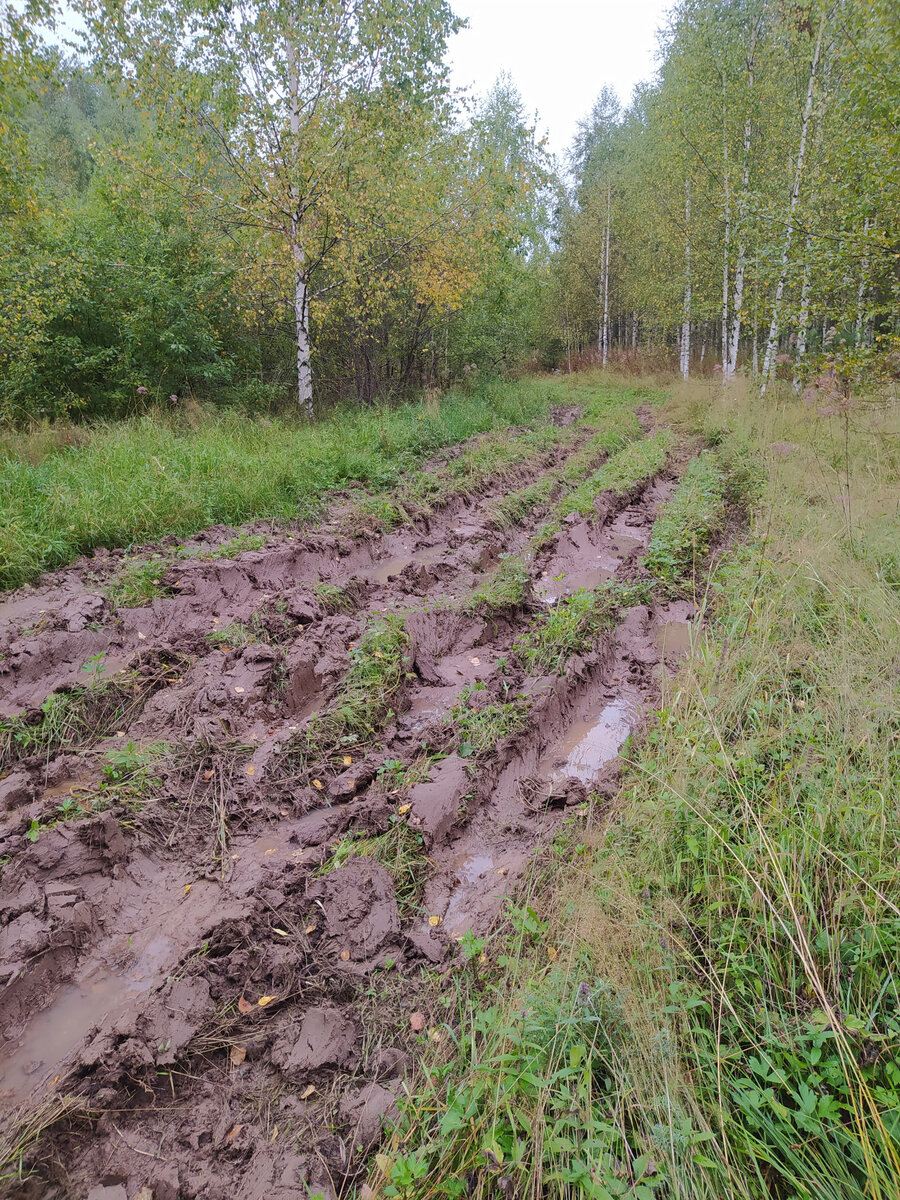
[[448, 683, 530, 758], [645, 451, 727, 590], [463, 555, 531, 618], [104, 554, 172, 608], [514, 585, 621, 675], [294, 615, 409, 765], [557, 428, 673, 521], [322, 815, 428, 918]]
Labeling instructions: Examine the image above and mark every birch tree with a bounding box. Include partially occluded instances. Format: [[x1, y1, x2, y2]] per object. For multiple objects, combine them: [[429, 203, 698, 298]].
[[77, 0, 460, 414]]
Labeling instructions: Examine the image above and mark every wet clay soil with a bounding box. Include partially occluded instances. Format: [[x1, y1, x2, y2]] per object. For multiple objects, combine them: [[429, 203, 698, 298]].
[[0, 415, 698, 1200]]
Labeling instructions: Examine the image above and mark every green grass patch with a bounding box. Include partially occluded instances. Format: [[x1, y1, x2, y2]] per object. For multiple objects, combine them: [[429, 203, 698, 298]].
[[463, 555, 531, 618], [291, 615, 409, 765], [448, 683, 530, 758], [514, 585, 621, 675], [104, 554, 172, 608], [557, 429, 674, 521], [645, 452, 727, 589], [0, 376, 589, 592], [312, 580, 356, 614], [205, 620, 266, 650], [0, 668, 172, 770]]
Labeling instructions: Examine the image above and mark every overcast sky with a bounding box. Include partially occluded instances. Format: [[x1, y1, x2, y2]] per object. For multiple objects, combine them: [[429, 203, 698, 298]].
[[449, 0, 672, 159]]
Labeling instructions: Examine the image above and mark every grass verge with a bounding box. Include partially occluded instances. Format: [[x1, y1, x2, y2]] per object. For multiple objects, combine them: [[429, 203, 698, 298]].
[[372, 381, 900, 1200], [0, 375, 626, 592]]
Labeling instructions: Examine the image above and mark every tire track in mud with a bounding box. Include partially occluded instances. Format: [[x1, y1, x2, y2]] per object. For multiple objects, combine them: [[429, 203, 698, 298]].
[[0, 411, 700, 1200]]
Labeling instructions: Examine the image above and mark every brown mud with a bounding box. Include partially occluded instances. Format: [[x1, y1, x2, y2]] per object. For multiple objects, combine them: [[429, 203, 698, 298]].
[[0, 415, 699, 1200]]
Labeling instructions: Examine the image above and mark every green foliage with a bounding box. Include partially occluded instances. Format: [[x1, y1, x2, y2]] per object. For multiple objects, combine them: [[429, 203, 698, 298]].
[[514, 586, 619, 675], [312, 581, 355, 614], [448, 683, 530, 758], [645, 453, 726, 589], [295, 615, 409, 764]]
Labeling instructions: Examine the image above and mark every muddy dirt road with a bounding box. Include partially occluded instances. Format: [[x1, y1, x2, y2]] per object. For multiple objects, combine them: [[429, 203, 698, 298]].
[[0, 404, 700, 1199]]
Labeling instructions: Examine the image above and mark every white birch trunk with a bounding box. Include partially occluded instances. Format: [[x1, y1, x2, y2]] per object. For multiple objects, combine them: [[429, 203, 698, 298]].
[[288, 42, 313, 415], [680, 179, 691, 381], [602, 186, 611, 367], [721, 77, 730, 374], [726, 24, 759, 383], [632, 310, 638, 350], [760, 10, 826, 395]]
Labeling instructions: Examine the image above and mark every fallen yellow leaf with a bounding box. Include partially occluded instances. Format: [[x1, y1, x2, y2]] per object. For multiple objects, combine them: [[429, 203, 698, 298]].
[[428, 915, 441, 928], [339, 949, 351, 961], [183, 883, 192, 896], [258, 995, 276, 1007], [246, 765, 256, 776], [343, 755, 353, 765], [305, 923, 317, 935], [230, 1045, 247, 1066], [546, 946, 558, 962], [397, 803, 412, 815], [225, 1124, 243, 1142], [300, 1084, 316, 1100], [273, 927, 289, 936], [312, 779, 324, 790]]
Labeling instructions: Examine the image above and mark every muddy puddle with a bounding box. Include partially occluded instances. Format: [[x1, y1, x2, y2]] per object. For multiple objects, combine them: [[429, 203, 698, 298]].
[[538, 696, 633, 786], [0, 416, 707, 1200]]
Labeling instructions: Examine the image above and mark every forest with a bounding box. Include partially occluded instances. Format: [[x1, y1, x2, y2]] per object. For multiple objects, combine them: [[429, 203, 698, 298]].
[[1, 3, 899, 1200], [2, 0, 898, 423]]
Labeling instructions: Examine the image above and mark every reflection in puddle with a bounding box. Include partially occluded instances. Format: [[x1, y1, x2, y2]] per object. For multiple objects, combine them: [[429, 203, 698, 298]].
[[541, 698, 631, 786], [0, 967, 152, 1107], [442, 853, 495, 936], [537, 565, 614, 603], [655, 619, 692, 658], [368, 545, 446, 585]]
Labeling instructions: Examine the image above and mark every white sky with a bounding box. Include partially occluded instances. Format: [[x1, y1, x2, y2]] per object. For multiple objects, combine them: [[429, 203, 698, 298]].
[[449, 0, 673, 158]]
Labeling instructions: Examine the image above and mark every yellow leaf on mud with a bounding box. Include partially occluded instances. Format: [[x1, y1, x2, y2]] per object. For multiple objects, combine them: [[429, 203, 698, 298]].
[[312, 779, 324, 790], [497, 867, 508, 876], [343, 755, 353, 765], [115, 731, 126, 738], [230, 1045, 247, 1066], [264, 848, 275, 856], [273, 928, 289, 936], [270, 1125, 279, 1142], [339, 949, 351, 961], [246, 765, 256, 776], [305, 923, 317, 935], [546, 946, 558, 962], [258, 995, 276, 1007], [183, 883, 192, 895], [428, 915, 441, 927], [300, 1084, 316, 1100], [225, 1124, 243, 1142], [237, 996, 253, 1014], [397, 803, 412, 815], [221, 646, 232, 653], [409, 1012, 425, 1031], [234, 686, 245, 694]]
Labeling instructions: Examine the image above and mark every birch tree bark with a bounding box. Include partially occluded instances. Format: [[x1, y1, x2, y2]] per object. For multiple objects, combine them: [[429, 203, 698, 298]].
[[855, 215, 872, 346], [602, 185, 611, 366], [726, 20, 759, 383], [680, 178, 691, 380], [760, 9, 827, 395], [287, 40, 314, 415]]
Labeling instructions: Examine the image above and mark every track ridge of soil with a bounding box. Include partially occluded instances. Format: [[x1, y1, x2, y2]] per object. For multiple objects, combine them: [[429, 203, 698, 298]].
[[0, 411, 700, 1200]]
